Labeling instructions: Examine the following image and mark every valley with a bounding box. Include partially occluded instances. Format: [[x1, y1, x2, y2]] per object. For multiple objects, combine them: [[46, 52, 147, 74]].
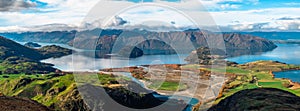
[[0, 30, 299, 111]]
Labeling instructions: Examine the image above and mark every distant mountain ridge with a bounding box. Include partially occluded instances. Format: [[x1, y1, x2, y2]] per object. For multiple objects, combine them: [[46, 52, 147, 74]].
[[240, 32, 300, 40], [0, 29, 278, 57]]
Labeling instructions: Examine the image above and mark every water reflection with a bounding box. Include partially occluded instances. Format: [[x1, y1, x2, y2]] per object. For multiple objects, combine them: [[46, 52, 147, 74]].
[[42, 53, 188, 71]]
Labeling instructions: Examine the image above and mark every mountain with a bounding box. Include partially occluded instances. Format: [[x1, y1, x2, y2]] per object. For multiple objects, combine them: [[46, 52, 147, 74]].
[[0, 36, 44, 60], [0, 31, 76, 44], [24, 42, 41, 48], [0, 96, 51, 111], [0, 36, 72, 74], [0, 29, 277, 57], [38, 45, 73, 59], [0, 74, 187, 111], [208, 88, 300, 111]]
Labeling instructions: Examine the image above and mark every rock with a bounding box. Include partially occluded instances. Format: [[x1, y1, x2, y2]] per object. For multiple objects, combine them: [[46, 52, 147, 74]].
[[0, 96, 51, 111], [185, 47, 227, 65], [77, 84, 187, 111], [24, 42, 41, 48], [208, 88, 300, 111]]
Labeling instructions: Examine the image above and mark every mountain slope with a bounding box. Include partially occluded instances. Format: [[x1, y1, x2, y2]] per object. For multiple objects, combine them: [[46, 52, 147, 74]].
[[1, 29, 277, 57], [0, 36, 44, 60], [0, 74, 187, 111], [0, 96, 51, 111], [208, 88, 300, 111], [0, 36, 72, 74]]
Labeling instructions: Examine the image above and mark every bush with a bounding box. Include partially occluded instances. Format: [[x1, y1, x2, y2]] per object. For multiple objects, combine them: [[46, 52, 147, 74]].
[[2, 75, 9, 78]]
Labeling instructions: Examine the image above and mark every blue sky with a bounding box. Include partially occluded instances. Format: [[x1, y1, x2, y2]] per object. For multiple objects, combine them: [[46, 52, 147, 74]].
[[0, 0, 299, 32]]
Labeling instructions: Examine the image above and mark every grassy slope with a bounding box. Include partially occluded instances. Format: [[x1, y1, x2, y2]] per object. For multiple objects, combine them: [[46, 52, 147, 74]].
[[0, 73, 120, 109], [148, 81, 187, 91], [213, 61, 300, 104]]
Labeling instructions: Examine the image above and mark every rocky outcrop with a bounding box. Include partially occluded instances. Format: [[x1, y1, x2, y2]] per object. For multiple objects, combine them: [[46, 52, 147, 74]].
[[0, 96, 51, 111], [77, 84, 187, 111], [208, 88, 300, 111], [185, 47, 227, 64]]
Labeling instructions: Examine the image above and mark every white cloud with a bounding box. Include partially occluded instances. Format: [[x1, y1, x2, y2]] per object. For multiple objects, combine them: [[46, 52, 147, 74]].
[[0, 0, 100, 26], [0, 24, 80, 32], [0, 0, 36, 12], [220, 4, 240, 9], [208, 7, 300, 31], [0, 0, 299, 32]]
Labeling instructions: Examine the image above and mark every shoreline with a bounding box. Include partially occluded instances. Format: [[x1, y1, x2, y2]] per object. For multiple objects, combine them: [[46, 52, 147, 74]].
[[269, 70, 300, 89], [72, 61, 300, 111]]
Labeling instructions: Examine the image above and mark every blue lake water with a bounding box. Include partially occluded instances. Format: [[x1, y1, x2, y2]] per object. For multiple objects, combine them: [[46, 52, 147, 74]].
[[42, 53, 189, 71], [227, 44, 300, 65], [42, 43, 300, 71], [39, 42, 300, 111], [273, 70, 300, 83], [227, 44, 300, 84]]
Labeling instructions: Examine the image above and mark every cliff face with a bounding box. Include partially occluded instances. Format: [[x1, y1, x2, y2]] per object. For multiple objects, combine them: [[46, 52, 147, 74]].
[[2, 29, 277, 58], [208, 88, 300, 111]]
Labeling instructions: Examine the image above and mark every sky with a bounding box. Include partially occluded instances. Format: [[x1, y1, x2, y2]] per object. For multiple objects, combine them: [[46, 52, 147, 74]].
[[0, 0, 299, 32]]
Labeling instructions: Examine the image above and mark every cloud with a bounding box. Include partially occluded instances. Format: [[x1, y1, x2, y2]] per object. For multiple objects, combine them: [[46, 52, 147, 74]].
[[230, 22, 269, 31], [220, 4, 240, 9], [0, 0, 36, 12], [276, 20, 300, 31], [106, 16, 128, 27], [0, 0, 100, 26], [0, 24, 79, 32], [0, 0, 299, 32], [277, 17, 300, 20]]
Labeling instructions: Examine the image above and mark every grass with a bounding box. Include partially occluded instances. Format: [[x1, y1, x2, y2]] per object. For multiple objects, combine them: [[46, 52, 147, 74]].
[[212, 61, 300, 104], [0, 73, 128, 108], [0, 74, 45, 80], [211, 66, 251, 74], [148, 81, 187, 91], [181, 62, 300, 105]]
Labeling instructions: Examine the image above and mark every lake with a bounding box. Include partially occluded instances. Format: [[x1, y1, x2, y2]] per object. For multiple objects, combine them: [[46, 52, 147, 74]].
[[273, 70, 300, 83], [40, 42, 300, 111], [41, 43, 300, 71], [42, 53, 189, 71], [227, 44, 300, 65]]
